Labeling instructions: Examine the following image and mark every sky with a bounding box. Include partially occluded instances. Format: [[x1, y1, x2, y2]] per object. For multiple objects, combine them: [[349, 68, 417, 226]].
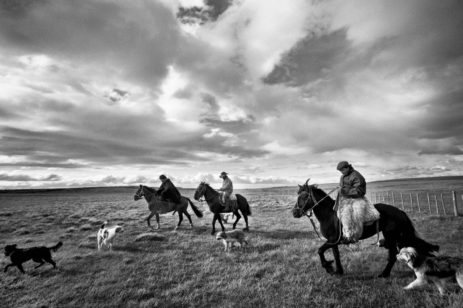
[[1, 0, 463, 189]]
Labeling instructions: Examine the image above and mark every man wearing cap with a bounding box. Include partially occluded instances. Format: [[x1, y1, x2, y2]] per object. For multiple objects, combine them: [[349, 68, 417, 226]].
[[218, 171, 233, 211], [156, 175, 182, 204], [336, 161, 380, 243]]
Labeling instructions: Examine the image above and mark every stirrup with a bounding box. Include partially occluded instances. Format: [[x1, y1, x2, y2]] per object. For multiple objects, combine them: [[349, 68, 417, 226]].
[[340, 236, 358, 245]]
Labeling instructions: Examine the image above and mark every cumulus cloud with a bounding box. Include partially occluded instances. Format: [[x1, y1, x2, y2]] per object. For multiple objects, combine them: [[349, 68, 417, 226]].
[[0, 173, 61, 181], [0, 0, 462, 189]]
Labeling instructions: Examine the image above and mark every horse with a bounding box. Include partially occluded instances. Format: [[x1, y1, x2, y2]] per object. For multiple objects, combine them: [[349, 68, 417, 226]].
[[134, 185, 203, 231], [193, 182, 251, 235], [292, 180, 439, 277]]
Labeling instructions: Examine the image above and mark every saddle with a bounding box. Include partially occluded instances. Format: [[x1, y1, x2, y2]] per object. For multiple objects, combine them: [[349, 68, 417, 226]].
[[220, 193, 238, 211]]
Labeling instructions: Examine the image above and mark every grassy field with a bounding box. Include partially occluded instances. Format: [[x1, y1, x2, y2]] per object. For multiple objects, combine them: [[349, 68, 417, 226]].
[[1, 178, 463, 308]]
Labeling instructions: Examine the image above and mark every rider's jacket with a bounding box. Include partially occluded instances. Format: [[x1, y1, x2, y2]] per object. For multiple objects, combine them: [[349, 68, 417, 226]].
[[157, 179, 182, 203], [339, 168, 366, 198], [218, 177, 233, 195]]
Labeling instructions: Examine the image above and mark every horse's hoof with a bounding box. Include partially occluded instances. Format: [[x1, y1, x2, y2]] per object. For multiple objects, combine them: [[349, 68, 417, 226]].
[[378, 272, 390, 278], [323, 260, 335, 274], [334, 270, 344, 276]]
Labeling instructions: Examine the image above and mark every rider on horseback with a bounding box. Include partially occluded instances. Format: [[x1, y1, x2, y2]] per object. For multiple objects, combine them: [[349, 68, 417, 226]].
[[218, 171, 234, 211], [335, 161, 380, 244], [156, 175, 182, 204]]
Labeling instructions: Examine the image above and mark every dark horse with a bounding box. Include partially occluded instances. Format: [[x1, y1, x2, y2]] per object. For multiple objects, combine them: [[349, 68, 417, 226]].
[[134, 185, 203, 231], [292, 181, 439, 277], [193, 182, 251, 235]]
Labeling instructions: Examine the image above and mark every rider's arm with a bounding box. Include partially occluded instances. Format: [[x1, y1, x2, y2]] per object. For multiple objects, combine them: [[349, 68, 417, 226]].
[[346, 176, 366, 197]]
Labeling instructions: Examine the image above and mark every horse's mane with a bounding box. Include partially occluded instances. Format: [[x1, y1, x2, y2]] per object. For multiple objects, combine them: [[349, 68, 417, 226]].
[[301, 184, 334, 202], [143, 186, 157, 193]]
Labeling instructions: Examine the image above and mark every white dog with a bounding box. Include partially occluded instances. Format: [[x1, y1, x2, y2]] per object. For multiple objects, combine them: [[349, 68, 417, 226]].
[[397, 247, 463, 295], [216, 230, 248, 252], [97, 221, 123, 251], [220, 213, 235, 224]]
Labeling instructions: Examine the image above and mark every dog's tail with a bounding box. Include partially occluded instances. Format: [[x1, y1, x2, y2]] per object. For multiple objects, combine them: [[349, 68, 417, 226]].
[[100, 221, 108, 229], [187, 198, 203, 218], [49, 241, 63, 252]]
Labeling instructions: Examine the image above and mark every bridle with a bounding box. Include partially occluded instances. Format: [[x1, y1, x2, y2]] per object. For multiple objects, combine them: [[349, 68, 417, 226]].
[[195, 183, 208, 202], [134, 186, 144, 201], [296, 185, 342, 244], [296, 185, 339, 217]]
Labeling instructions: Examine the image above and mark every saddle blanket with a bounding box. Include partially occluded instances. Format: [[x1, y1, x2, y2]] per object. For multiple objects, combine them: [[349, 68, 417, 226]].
[[219, 192, 237, 201], [337, 196, 380, 242], [220, 193, 237, 209]]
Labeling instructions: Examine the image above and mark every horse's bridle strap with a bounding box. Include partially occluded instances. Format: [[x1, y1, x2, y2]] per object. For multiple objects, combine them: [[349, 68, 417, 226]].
[[301, 186, 340, 215]]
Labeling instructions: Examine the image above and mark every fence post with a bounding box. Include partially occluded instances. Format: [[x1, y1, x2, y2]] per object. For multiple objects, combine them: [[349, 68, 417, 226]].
[[409, 193, 413, 212], [416, 193, 421, 214], [392, 191, 395, 206], [434, 195, 439, 215], [440, 193, 446, 216], [400, 193, 404, 210], [427, 194, 431, 214], [452, 191, 459, 217]]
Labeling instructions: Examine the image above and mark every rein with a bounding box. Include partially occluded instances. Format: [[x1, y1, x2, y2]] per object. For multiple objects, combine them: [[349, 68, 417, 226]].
[[196, 184, 215, 203], [300, 186, 343, 245]]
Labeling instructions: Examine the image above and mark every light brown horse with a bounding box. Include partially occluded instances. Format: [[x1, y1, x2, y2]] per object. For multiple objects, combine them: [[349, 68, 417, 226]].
[[134, 185, 203, 231]]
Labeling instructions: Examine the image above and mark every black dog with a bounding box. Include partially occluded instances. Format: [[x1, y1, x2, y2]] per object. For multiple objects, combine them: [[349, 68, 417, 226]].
[[4, 242, 63, 274]]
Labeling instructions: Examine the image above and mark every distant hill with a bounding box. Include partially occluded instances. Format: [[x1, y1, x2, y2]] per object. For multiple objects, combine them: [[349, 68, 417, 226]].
[[0, 175, 462, 194]]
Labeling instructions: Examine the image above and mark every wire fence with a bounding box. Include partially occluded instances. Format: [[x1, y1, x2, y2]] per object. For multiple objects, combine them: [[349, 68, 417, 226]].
[[369, 190, 462, 216], [238, 188, 463, 217]]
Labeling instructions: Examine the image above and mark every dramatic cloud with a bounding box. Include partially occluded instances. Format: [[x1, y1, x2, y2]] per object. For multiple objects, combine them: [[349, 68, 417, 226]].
[[0, 0, 462, 189]]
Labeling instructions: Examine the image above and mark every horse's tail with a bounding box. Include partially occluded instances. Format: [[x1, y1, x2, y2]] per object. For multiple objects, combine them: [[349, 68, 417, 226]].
[[237, 194, 251, 216], [187, 198, 203, 218], [400, 213, 439, 256]]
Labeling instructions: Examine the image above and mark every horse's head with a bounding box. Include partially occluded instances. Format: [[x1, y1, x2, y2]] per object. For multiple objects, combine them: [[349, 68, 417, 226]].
[[293, 182, 334, 218], [292, 190, 315, 218], [293, 178, 313, 217], [194, 182, 207, 201], [134, 185, 144, 201]]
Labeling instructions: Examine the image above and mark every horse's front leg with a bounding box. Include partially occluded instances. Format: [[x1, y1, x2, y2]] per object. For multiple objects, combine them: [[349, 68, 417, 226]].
[[217, 213, 225, 232], [318, 242, 337, 275], [147, 212, 155, 229], [211, 214, 217, 235]]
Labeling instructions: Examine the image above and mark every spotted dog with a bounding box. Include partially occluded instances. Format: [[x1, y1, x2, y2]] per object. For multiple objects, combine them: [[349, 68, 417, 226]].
[[397, 247, 463, 295], [97, 221, 123, 251]]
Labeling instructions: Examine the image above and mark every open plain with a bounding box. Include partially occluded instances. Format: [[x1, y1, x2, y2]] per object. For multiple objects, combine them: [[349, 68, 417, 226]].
[[1, 177, 463, 308]]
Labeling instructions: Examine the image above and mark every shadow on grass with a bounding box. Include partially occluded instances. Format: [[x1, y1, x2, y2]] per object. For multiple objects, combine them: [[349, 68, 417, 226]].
[[251, 243, 281, 253], [340, 270, 412, 282], [251, 229, 315, 240]]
